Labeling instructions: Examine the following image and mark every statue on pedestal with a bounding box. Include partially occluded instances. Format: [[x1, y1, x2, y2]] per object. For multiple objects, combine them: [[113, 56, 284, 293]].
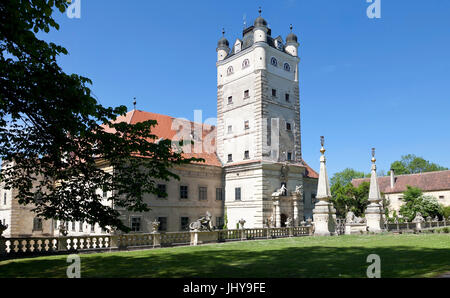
[[189, 211, 213, 231], [0, 222, 8, 238]]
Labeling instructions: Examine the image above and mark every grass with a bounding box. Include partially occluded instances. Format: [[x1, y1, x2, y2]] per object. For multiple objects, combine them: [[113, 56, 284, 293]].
[[0, 234, 449, 278]]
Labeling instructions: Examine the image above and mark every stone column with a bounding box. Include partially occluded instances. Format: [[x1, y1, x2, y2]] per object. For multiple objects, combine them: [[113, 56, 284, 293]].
[[292, 186, 304, 227], [312, 137, 336, 236], [272, 197, 281, 228], [366, 148, 384, 233]]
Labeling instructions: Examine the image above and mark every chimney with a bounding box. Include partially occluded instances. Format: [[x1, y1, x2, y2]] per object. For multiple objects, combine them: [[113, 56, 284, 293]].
[[390, 169, 395, 188]]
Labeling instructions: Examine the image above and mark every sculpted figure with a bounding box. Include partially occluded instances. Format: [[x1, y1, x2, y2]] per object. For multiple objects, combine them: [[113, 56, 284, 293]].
[[189, 211, 213, 231], [0, 222, 8, 238], [272, 184, 287, 197]]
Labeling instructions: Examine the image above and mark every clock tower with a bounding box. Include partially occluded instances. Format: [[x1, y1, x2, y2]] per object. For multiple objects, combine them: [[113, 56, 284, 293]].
[[216, 11, 317, 228]]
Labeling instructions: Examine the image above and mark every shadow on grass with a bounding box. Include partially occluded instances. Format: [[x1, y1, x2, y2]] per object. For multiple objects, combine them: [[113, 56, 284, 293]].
[[1, 244, 449, 278]]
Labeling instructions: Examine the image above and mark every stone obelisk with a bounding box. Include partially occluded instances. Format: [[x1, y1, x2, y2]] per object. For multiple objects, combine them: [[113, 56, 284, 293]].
[[366, 148, 384, 233], [312, 136, 337, 236]]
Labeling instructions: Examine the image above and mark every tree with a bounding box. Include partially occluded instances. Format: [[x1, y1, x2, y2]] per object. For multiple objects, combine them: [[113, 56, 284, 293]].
[[389, 154, 448, 175], [0, 1, 200, 232], [330, 168, 367, 187], [330, 168, 372, 217], [398, 186, 444, 221]]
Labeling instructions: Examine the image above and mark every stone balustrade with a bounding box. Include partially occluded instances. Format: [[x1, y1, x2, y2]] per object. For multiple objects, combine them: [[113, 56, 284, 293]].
[[0, 226, 313, 259]]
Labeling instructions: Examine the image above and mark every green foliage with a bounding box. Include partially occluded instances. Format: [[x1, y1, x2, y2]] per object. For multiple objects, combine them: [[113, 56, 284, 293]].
[[443, 206, 450, 219], [330, 168, 367, 187], [330, 180, 370, 218], [389, 154, 448, 175], [0, 1, 201, 232], [398, 186, 444, 221]]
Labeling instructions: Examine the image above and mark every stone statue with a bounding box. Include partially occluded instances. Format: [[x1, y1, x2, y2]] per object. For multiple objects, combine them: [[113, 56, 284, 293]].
[[58, 223, 68, 236], [265, 217, 272, 228], [238, 218, 246, 229], [280, 163, 289, 181], [0, 222, 8, 238], [346, 211, 366, 224], [189, 211, 213, 231], [272, 185, 287, 197], [294, 185, 303, 196], [412, 212, 424, 223], [151, 219, 160, 233], [285, 217, 293, 228]]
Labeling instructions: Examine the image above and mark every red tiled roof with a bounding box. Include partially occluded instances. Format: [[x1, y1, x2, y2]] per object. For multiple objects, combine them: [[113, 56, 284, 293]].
[[302, 160, 319, 179], [103, 110, 222, 167], [351, 170, 450, 194]]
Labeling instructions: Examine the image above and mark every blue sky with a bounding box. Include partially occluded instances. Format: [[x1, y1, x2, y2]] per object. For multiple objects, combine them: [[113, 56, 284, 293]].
[[41, 0, 450, 177]]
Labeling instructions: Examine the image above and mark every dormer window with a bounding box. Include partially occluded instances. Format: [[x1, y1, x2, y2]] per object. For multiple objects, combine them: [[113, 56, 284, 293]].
[[286, 122, 292, 131], [244, 90, 249, 99], [242, 59, 250, 69], [228, 96, 233, 104], [227, 66, 234, 75], [270, 57, 278, 67], [284, 63, 291, 72]]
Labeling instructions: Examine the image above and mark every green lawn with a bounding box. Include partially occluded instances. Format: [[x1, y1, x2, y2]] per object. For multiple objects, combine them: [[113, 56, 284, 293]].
[[1, 234, 449, 278]]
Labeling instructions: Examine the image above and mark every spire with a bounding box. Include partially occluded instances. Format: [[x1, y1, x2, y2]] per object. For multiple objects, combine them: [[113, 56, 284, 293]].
[[316, 136, 331, 200], [368, 147, 382, 203], [258, 6, 262, 16], [290, 24, 293, 32], [222, 28, 225, 36], [133, 97, 137, 110]]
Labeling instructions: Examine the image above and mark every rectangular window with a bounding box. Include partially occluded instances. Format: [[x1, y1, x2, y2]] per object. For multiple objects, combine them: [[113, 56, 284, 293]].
[[244, 90, 249, 99], [235, 187, 241, 201], [228, 96, 233, 104], [79, 222, 83, 232], [244, 120, 249, 130], [272, 89, 277, 97], [180, 185, 188, 199], [3, 193, 6, 205], [33, 218, 43, 231], [131, 217, 141, 232], [286, 122, 291, 131], [228, 125, 232, 134], [71, 221, 76, 231], [102, 185, 108, 198], [199, 187, 207, 201], [158, 217, 167, 231], [287, 152, 292, 161], [228, 154, 233, 163], [244, 150, 250, 159], [91, 224, 95, 233], [285, 93, 290, 102], [54, 220, 58, 230], [157, 184, 166, 198], [216, 217, 224, 229], [180, 217, 189, 231], [439, 196, 444, 199], [216, 188, 223, 201]]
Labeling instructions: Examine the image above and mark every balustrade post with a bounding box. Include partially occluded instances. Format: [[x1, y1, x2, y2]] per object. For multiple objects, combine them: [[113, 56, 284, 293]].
[[190, 230, 198, 246], [57, 237, 68, 252], [0, 238, 6, 257], [152, 232, 161, 248]]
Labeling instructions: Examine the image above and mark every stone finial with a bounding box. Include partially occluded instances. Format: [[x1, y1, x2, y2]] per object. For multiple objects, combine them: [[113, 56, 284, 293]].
[[151, 219, 160, 233], [368, 147, 381, 204], [412, 212, 424, 223], [239, 218, 246, 229], [316, 136, 331, 200]]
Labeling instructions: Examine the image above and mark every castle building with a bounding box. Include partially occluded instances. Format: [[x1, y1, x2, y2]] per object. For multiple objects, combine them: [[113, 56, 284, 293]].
[[0, 12, 318, 237]]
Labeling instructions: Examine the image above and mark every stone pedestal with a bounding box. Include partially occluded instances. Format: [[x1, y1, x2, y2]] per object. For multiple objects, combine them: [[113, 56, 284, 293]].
[[152, 232, 161, 248], [313, 201, 337, 236], [366, 204, 384, 233], [190, 231, 219, 246], [345, 223, 367, 235]]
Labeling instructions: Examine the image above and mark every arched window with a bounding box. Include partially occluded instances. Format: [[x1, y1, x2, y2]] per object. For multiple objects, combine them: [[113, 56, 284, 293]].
[[283, 63, 291, 72], [227, 66, 234, 75], [270, 57, 278, 67], [242, 59, 250, 69]]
